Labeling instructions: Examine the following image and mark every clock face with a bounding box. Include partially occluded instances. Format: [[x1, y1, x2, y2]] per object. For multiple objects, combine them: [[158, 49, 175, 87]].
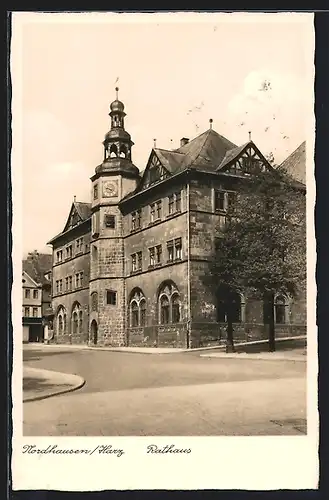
[[102, 180, 118, 198]]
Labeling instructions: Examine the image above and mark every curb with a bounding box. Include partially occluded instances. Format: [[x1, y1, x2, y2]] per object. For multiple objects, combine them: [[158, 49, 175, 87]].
[[23, 367, 85, 403], [24, 335, 306, 355], [200, 353, 306, 362]]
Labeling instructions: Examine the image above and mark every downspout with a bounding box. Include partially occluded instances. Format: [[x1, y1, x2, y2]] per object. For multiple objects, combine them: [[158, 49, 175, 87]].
[[187, 181, 191, 348]]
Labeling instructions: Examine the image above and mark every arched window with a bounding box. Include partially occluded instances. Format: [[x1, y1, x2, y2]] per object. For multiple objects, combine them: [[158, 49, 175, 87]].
[[56, 306, 66, 335], [158, 281, 181, 324], [79, 310, 83, 333], [119, 144, 127, 158], [131, 301, 139, 327], [160, 296, 170, 324], [92, 245, 98, 260], [140, 299, 146, 326], [72, 312, 78, 334], [71, 302, 82, 335], [172, 294, 181, 323], [91, 292, 98, 312], [275, 295, 288, 324], [129, 289, 147, 328], [109, 144, 118, 158]]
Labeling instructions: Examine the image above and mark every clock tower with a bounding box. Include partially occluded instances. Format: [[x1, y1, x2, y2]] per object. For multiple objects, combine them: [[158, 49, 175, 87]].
[[89, 88, 140, 346]]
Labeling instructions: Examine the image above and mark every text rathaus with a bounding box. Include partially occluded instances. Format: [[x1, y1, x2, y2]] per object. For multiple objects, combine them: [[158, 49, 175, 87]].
[[46, 89, 306, 348]]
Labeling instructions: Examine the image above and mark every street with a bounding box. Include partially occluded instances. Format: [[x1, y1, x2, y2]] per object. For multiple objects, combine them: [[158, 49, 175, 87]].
[[23, 346, 307, 436]]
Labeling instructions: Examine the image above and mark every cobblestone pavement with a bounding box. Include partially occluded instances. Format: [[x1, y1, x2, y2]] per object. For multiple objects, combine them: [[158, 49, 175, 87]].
[[23, 347, 306, 436]]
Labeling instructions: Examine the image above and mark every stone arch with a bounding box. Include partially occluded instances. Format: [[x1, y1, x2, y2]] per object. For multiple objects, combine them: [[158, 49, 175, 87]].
[[171, 293, 181, 323], [109, 143, 118, 157], [71, 301, 82, 335], [274, 293, 290, 324], [91, 291, 98, 312], [119, 144, 127, 158], [157, 280, 181, 324], [156, 279, 179, 300], [55, 305, 66, 335], [128, 287, 147, 327], [90, 319, 98, 345]]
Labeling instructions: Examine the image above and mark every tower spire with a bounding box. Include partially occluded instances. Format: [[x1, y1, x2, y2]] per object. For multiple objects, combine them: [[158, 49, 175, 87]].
[[209, 118, 213, 130], [115, 86, 119, 100]]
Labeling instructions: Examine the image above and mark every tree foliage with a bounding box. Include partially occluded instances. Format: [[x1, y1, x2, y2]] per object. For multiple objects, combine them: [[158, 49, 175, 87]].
[[209, 166, 306, 351]]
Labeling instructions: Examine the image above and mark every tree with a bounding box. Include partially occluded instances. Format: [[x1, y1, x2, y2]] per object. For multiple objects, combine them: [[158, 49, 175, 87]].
[[209, 235, 244, 353], [210, 166, 306, 352]]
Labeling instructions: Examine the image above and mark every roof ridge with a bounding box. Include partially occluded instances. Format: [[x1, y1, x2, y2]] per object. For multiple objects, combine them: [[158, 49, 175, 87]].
[[189, 129, 212, 168], [155, 148, 184, 155], [279, 141, 306, 168]]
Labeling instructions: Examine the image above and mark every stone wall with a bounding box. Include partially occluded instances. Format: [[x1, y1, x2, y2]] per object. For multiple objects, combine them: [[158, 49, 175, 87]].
[[51, 226, 91, 344], [125, 262, 189, 348], [52, 288, 89, 344]]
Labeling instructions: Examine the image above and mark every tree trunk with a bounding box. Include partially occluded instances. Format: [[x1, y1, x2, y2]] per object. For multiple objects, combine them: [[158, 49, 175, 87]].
[[268, 292, 275, 352], [226, 307, 235, 353]]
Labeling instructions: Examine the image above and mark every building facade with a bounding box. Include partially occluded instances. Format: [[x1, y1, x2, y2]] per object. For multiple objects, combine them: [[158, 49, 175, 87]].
[[22, 252, 52, 342], [47, 91, 306, 348]]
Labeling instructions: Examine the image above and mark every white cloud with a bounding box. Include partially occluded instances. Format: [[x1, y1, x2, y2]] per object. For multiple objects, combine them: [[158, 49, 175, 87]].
[[226, 69, 306, 162]]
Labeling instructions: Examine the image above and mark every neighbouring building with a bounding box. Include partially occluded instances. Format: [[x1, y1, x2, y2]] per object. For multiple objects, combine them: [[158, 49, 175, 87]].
[[46, 90, 306, 348], [22, 251, 52, 342]]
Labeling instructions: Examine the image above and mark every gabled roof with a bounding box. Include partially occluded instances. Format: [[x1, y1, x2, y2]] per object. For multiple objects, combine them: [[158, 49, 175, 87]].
[[22, 270, 40, 288], [217, 141, 274, 174], [175, 128, 237, 172], [23, 253, 52, 286], [47, 200, 91, 245], [63, 201, 91, 233], [153, 148, 183, 174], [124, 128, 238, 199], [217, 143, 249, 170], [74, 201, 92, 221], [278, 141, 306, 185]]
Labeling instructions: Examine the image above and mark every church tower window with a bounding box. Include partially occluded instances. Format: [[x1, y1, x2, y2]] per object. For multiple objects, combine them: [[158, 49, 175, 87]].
[[105, 214, 116, 228], [106, 290, 117, 305]]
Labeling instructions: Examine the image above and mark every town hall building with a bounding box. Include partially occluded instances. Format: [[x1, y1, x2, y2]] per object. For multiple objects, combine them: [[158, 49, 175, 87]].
[[46, 89, 306, 348]]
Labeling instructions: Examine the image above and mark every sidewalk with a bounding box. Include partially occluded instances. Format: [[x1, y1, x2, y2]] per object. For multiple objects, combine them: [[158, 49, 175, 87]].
[[24, 335, 306, 359], [200, 351, 306, 362], [24, 343, 185, 354], [23, 366, 85, 402]]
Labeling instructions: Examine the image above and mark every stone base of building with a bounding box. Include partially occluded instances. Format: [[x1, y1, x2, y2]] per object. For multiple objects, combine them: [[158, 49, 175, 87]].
[[190, 322, 307, 348], [127, 324, 188, 348], [49, 322, 306, 348]]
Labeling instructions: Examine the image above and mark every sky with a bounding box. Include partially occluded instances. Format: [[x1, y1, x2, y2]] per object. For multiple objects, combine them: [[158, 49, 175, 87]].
[[12, 12, 313, 256]]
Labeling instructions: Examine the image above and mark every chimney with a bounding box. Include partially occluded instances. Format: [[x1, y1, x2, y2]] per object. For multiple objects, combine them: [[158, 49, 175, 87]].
[[180, 137, 189, 147]]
